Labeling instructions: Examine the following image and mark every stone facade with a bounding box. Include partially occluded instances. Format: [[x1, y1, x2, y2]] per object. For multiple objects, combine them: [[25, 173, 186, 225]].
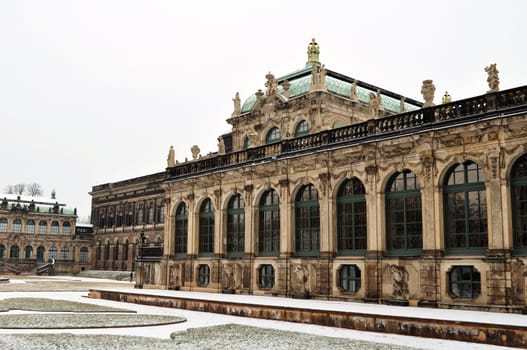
[[90, 41, 527, 313]]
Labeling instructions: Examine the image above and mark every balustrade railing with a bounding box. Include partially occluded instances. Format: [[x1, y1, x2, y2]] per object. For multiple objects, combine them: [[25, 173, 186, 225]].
[[166, 85, 527, 180]]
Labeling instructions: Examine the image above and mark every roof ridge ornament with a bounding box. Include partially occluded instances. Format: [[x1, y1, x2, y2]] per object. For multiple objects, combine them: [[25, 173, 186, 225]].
[[307, 38, 320, 65]]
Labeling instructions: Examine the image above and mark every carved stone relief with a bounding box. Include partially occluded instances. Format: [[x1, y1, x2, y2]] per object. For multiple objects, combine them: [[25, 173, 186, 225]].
[[222, 263, 243, 290]]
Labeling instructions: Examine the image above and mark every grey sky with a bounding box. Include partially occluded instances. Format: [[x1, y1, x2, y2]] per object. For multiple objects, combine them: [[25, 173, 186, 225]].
[[0, 0, 525, 222]]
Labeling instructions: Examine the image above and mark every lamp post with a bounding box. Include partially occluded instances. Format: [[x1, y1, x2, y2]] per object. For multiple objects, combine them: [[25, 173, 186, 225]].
[[134, 230, 145, 289]]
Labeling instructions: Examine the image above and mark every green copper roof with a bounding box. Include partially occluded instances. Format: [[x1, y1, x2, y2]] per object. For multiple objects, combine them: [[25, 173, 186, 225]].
[[239, 66, 421, 114]]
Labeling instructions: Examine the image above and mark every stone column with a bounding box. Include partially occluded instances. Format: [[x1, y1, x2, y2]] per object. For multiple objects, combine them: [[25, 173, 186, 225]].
[[364, 165, 382, 301], [279, 179, 292, 256]]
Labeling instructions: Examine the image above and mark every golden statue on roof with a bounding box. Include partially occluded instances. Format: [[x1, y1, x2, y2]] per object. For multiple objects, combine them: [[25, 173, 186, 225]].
[[307, 38, 320, 63]]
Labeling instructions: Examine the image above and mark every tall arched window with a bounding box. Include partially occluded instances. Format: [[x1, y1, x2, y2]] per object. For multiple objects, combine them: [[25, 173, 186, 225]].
[[38, 220, 47, 234], [337, 178, 367, 255], [175, 203, 188, 257], [10, 245, 19, 259], [104, 241, 110, 260], [0, 218, 7, 232], [444, 161, 487, 254], [116, 205, 123, 227], [123, 240, 129, 261], [24, 246, 33, 260], [80, 247, 89, 263], [136, 203, 144, 225], [98, 208, 106, 228], [36, 246, 45, 262], [295, 184, 320, 255], [243, 136, 250, 150], [26, 220, 35, 234], [147, 204, 154, 224], [107, 207, 115, 227], [156, 202, 165, 224], [386, 170, 423, 256], [125, 203, 134, 226], [199, 199, 214, 255], [259, 189, 280, 255], [62, 222, 71, 235], [114, 240, 120, 261], [266, 127, 281, 144], [50, 221, 59, 235], [60, 246, 69, 260], [295, 120, 309, 137], [13, 219, 22, 233], [226, 194, 245, 257], [512, 154, 527, 253], [48, 246, 57, 260], [0, 244, 5, 258]]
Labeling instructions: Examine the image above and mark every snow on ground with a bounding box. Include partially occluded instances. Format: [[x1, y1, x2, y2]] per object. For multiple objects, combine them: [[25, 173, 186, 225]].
[[0, 276, 521, 350]]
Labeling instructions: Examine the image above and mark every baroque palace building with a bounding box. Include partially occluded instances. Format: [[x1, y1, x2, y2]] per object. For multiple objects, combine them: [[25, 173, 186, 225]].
[[90, 39, 527, 313], [0, 193, 92, 274]]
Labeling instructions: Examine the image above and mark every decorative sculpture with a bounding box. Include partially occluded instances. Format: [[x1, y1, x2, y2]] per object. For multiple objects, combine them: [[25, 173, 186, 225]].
[[218, 137, 225, 155], [310, 64, 327, 91], [167, 145, 175, 168], [442, 91, 452, 104], [399, 97, 406, 112], [368, 92, 379, 118], [421, 80, 436, 107], [485, 63, 500, 92], [377, 89, 384, 110], [191, 145, 200, 160], [281, 80, 291, 98], [232, 92, 241, 116], [350, 80, 359, 101], [307, 38, 320, 63], [265, 72, 278, 96]]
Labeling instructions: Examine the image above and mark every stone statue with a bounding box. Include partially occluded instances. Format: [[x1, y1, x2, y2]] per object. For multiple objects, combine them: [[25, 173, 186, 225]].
[[265, 72, 278, 96], [421, 80, 435, 107], [281, 80, 291, 98], [232, 92, 241, 116], [368, 92, 379, 117], [442, 91, 452, 104], [389, 265, 409, 299], [350, 80, 358, 101], [167, 145, 175, 167], [485, 63, 500, 92], [310, 64, 327, 91], [218, 137, 225, 155], [191, 145, 200, 160], [399, 97, 406, 112], [307, 38, 320, 63]]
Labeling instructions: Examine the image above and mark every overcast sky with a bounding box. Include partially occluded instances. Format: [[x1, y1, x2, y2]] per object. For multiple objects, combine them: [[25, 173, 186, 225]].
[[0, 0, 525, 222]]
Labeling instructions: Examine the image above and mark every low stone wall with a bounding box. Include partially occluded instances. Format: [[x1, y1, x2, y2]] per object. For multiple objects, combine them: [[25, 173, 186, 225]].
[[89, 289, 527, 348]]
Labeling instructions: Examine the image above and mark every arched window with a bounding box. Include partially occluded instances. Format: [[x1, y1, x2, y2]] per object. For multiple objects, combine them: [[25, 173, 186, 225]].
[[136, 203, 144, 225], [107, 207, 115, 227], [98, 208, 106, 228], [295, 184, 320, 255], [24, 246, 33, 260], [0, 218, 7, 232], [60, 246, 69, 260], [444, 161, 487, 254], [13, 219, 22, 233], [36, 246, 45, 262], [48, 246, 57, 260], [50, 221, 59, 235], [226, 194, 245, 257], [114, 240, 120, 260], [96, 241, 101, 261], [125, 203, 134, 226], [147, 204, 154, 224], [295, 120, 309, 137], [0, 244, 5, 258], [333, 120, 346, 129], [62, 222, 71, 235], [386, 170, 423, 256], [337, 178, 367, 255], [265, 127, 281, 144], [243, 136, 250, 150], [123, 240, 129, 261], [199, 199, 214, 255], [116, 205, 123, 227], [80, 247, 89, 263], [175, 203, 188, 257], [511, 154, 527, 253], [156, 202, 165, 224], [38, 220, 47, 234], [26, 220, 35, 234], [10, 245, 19, 259], [259, 189, 280, 255], [104, 241, 110, 260]]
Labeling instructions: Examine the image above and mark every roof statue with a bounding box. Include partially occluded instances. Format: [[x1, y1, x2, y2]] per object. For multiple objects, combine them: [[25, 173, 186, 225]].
[[265, 72, 278, 96], [281, 80, 291, 98], [167, 145, 175, 168], [377, 89, 384, 111], [310, 64, 327, 91], [307, 38, 320, 64], [232, 92, 241, 116], [421, 80, 436, 107], [218, 137, 226, 155], [191, 145, 200, 160], [400, 97, 406, 112], [350, 80, 359, 101], [368, 92, 380, 118], [442, 91, 452, 104], [485, 63, 500, 93]]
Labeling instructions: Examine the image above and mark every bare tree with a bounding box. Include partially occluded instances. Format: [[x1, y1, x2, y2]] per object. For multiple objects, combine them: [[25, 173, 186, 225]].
[[13, 184, 25, 195], [26, 182, 43, 197], [4, 185, 14, 194]]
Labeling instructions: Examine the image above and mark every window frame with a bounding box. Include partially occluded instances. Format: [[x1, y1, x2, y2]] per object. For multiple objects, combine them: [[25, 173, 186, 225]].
[[336, 178, 367, 256], [448, 265, 481, 299], [226, 194, 245, 258], [338, 264, 362, 293], [259, 264, 275, 289], [258, 190, 280, 256], [198, 264, 210, 286], [265, 127, 281, 144], [294, 184, 320, 256], [198, 199, 214, 256], [175, 203, 188, 258]]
